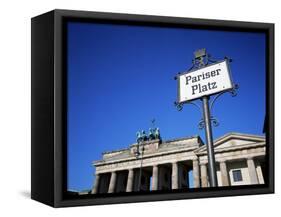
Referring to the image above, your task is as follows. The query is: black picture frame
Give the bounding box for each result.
[31,9,274,207]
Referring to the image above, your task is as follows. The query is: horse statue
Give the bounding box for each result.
[136,130,148,143]
[148,128,155,140]
[136,131,142,143]
[154,128,160,139]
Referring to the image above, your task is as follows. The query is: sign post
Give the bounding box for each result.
[175,49,238,187]
[202,96,217,187]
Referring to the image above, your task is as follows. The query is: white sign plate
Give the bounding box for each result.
[178,60,233,102]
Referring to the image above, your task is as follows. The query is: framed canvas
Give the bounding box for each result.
[31,9,274,207]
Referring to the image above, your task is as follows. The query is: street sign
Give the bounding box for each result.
[177,60,233,102]
[175,49,237,188]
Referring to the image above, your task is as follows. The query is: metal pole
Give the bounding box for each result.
[202,96,218,187]
[138,143,145,191]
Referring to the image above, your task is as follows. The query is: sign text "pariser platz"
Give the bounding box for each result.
[178,60,233,102]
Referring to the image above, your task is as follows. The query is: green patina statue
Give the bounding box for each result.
[136,130,148,143]
[154,128,160,139]
[136,120,161,143]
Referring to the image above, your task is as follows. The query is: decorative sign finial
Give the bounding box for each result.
[193,48,208,68]
[194,48,206,59]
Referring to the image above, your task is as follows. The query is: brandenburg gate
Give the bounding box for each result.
[91,132,266,194]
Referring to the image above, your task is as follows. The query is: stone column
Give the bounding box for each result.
[92,174,100,194]
[247,158,259,184]
[200,163,208,187]
[193,159,200,188]
[256,164,265,184]
[172,162,179,189]
[126,169,134,192]
[219,161,229,186]
[108,171,117,193]
[152,165,159,191]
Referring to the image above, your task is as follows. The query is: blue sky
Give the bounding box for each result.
[67,21,266,191]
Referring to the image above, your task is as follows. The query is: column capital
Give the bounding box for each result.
[218,159,227,163]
